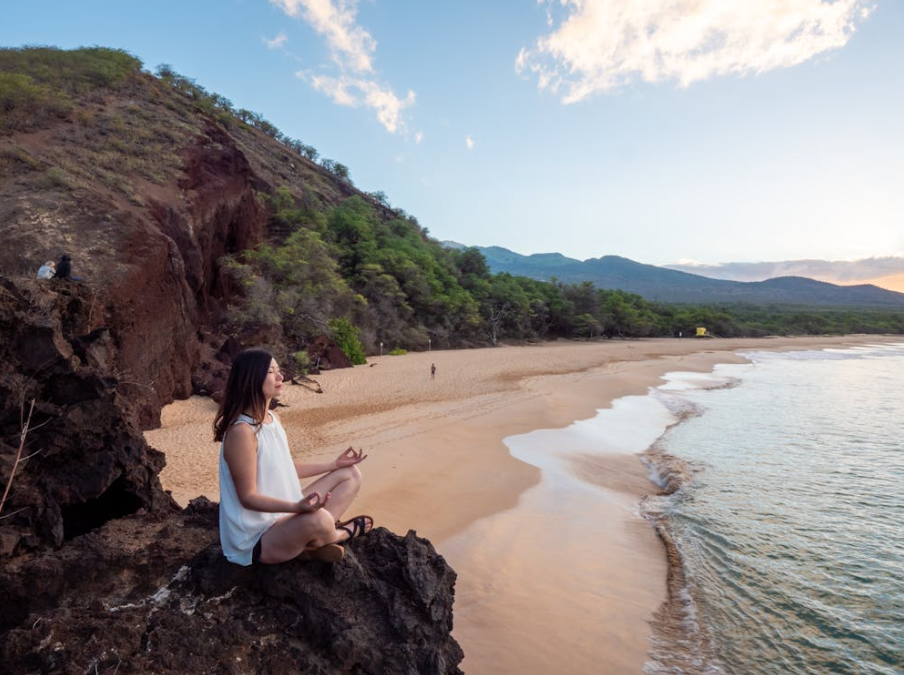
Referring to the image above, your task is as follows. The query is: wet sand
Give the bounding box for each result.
[145,335,898,673]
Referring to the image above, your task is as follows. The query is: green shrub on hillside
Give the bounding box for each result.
[329,317,367,365]
[243,228,357,343]
[0,46,141,94]
[220,257,282,329]
[294,350,311,375]
[0,47,141,132]
[0,72,72,131]
[320,159,351,184]
[267,186,327,234]
[323,197,482,349]
[0,144,42,176]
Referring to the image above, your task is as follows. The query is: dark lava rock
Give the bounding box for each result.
[1,499,463,674]
[0,277,177,557]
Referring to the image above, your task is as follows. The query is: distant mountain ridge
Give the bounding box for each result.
[665,257,904,294]
[442,243,904,307]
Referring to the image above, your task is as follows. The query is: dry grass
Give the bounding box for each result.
[0,399,35,520]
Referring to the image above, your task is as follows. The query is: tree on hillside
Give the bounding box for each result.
[321,159,351,183]
[155,63,176,82]
[327,197,379,278]
[452,247,491,279]
[367,191,389,206]
[222,227,358,348]
[329,318,367,365]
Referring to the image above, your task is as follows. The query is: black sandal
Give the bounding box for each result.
[337,514,373,541]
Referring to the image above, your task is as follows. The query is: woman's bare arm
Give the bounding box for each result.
[294,447,367,479]
[294,460,339,479]
[224,424,326,513]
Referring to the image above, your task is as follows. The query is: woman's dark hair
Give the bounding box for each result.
[213,348,274,442]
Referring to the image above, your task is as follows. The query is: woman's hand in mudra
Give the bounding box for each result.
[335,446,367,469]
[296,491,330,513]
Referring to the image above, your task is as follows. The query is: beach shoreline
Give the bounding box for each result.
[145,335,900,673]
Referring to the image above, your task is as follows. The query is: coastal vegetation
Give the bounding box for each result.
[2,46,902,362]
[224,192,904,351]
[220,177,904,349]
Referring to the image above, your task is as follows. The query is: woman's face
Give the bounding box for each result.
[261,358,284,399]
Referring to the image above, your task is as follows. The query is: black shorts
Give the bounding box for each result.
[252,538,263,565]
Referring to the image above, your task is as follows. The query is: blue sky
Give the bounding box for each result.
[4,0,903,267]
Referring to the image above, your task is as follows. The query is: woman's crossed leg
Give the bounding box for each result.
[259,465,367,564]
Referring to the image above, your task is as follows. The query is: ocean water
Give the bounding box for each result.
[643,343,904,675]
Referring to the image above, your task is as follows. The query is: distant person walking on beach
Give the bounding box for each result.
[214,348,373,566]
[431,363,436,379]
[36,260,55,279]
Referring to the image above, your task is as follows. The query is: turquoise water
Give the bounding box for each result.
[644,343,904,675]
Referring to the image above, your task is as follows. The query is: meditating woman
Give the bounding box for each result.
[214,348,373,565]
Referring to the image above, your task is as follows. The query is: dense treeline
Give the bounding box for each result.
[223,195,481,353]
[224,196,904,355]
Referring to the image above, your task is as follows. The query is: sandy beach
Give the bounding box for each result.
[145,335,898,673]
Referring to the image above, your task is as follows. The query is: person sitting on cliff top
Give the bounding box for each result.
[52,253,83,282]
[36,260,56,279]
[52,253,75,280]
[214,348,373,566]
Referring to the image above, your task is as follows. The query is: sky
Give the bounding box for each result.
[4,0,904,269]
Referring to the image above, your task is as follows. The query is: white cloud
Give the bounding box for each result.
[663,255,904,293]
[270,0,375,71]
[466,135,475,150]
[672,258,714,268]
[264,32,288,50]
[274,0,415,133]
[518,0,874,103]
[665,256,904,286]
[306,73,416,133]
[415,130,424,144]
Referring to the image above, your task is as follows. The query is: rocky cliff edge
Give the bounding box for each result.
[0,264,463,675]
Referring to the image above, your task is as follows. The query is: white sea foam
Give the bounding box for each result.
[504,394,677,486]
[741,341,904,364]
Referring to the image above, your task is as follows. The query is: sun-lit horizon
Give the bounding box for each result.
[840,275,904,293]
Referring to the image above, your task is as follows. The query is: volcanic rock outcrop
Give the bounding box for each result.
[1,499,463,675]
[0,278,176,556]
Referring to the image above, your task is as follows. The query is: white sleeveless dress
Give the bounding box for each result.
[218,411,303,565]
